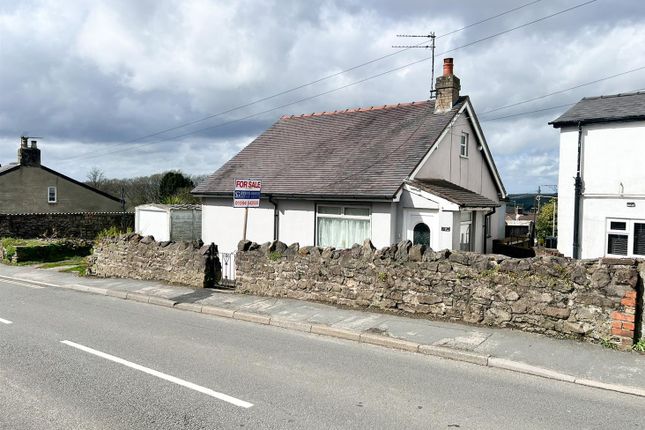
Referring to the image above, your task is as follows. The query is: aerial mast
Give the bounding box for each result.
[393,32,436,98]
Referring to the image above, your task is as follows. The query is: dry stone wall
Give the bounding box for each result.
[236,239,643,348]
[88,233,219,288]
[0,212,133,239]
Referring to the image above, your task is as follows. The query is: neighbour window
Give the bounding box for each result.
[460,132,469,157]
[47,186,57,203]
[606,219,645,257]
[634,223,645,256]
[413,223,430,247]
[316,205,370,249]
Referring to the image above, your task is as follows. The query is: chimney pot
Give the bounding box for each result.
[443,58,454,76]
[30,140,37,148]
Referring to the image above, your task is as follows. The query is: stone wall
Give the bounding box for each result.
[87,234,220,288]
[236,240,643,348]
[0,212,133,240]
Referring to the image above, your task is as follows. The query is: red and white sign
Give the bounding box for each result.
[234,179,262,208]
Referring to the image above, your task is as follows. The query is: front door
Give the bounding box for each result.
[406,211,436,249]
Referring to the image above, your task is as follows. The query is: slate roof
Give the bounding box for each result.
[550,91,645,127]
[0,163,19,176]
[193,98,467,199]
[407,179,499,208]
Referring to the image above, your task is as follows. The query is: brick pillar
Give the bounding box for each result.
[611,290,637,349]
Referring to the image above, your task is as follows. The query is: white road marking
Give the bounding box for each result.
[60,340,253,408]
[0,275,53,288]
[0,279,45,289]
[0,317,13,324]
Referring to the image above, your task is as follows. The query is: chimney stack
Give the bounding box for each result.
[434,58,461,113]
[18,136,41,166]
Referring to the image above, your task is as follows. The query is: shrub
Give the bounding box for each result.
[633,339,645,353]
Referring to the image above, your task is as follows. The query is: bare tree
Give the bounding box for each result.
[86,167,107,190]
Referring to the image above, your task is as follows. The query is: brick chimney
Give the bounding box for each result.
[434,58,461,113]
[18,136,41,166]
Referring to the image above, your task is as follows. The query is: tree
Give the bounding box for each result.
[86,167,107,190]
[536,199,556,244]
[159,171,194,202]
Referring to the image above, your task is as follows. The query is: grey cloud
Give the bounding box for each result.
[1,0,644,192]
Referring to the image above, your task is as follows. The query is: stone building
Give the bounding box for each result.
[0,137,123,214]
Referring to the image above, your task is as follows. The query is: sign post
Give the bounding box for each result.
[234,179,262,241]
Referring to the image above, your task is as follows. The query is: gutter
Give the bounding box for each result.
[483,207,496,254]
[268,195,279,241]
[573,122,584,259]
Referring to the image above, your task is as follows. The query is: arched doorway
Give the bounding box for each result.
[413,222,430,247]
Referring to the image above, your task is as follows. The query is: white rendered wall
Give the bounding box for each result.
[201,197,274,252]
[135,208,170,242]
[398,189,456,251]
[371,202,394,248]
[557,122,645,258]
[579,198,645,258]
[557,128,578,257]
[278,200,315,246]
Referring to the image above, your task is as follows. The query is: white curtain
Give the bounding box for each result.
[318,218,370,248]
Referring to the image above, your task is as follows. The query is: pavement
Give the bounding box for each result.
[1,263,644,399]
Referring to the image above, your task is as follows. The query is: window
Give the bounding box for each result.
[413,223,430,247]
[606,219,645,257]
[47,186,57,203]
[316,205,370,249]
[460,132,469,157]
[634,223,645,256]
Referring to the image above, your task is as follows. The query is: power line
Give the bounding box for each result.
[481,103,576,121]
[64,0,546,150]
[481,87,645,122]
[60,0,596,163]
[479,65,645,115]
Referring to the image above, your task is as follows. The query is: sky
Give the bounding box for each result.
[1,0,644,193]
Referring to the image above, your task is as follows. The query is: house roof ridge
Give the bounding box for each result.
[279,99,431,120]
[581,91,645,101]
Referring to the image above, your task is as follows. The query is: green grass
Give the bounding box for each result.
[95,226,132,241]
[37,256,88,276]
[268,251,282,261]
[37,256,86,269]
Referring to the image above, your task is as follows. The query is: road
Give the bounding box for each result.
[0,277,642,429]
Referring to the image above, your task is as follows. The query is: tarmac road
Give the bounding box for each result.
[0,278,642,430]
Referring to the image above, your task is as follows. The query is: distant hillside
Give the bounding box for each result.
[507,193,556,213]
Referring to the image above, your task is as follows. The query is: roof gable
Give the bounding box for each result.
[0,163,121,203]
[550,91,645,127]
[194,98,466,198]
[409,99,507,199]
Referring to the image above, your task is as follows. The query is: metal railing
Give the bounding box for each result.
[218,252,236,287]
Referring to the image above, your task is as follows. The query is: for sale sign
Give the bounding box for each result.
[234,179,262,208]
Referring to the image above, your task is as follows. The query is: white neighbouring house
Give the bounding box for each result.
[551,91,645,259]
[193,58,507,253]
